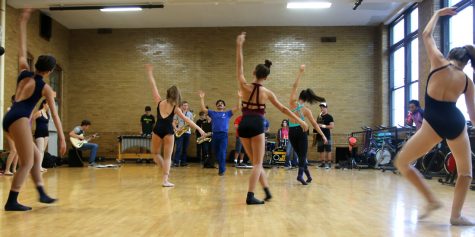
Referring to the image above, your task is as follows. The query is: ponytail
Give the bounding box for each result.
[299,88,325,105]
[464,45,475,68]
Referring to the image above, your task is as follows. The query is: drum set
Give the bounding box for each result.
[264,135,287,165]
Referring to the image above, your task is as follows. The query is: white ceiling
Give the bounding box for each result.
[7,0,421,29]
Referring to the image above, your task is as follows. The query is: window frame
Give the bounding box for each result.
[388,3,419,126]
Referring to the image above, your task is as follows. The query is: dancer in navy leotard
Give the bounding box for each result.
[33,99,50,172]
[288,65,327,185]
[3,9,66,211]
[395,7,475,225]
[236,32,309,205]
[145,64,206,187]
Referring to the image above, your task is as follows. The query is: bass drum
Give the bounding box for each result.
[375,148,392,168]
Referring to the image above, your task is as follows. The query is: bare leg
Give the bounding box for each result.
[4,119,35,211]
[162,134,175,187]
[4,136,17,175]
[241,134,268,204]
[151,133,164,169]
[445,129,474,226]
[35,137,47,172]
[394,121,443,219]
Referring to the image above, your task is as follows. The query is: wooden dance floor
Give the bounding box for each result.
[1,164,474,237]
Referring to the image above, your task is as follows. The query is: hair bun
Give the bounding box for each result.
[264,59,272,68]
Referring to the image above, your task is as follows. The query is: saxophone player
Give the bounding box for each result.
[173,101,193,167]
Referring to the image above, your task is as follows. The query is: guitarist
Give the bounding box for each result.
[69,120,98,166]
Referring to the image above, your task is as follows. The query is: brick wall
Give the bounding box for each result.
[2,6,70,149]
[66,26,381,160]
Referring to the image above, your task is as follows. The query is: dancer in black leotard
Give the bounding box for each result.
[145,64,206,187]
[33,99,50,172]
[3,9,66,211]
[288,65,327,185]
[236,32,309,205]
[395,7,475,226]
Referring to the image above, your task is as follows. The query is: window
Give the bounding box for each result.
[389,4,419,126]
[443,0,474,120]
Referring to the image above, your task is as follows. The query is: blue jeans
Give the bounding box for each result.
[80,143,99,163]
[285,140,298,166]
[212,132,228,174]
[174,133,190,164]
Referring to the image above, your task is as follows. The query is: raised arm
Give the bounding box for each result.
[145,64,162,104]
[236,32,247,91]
[18,9,33,72]
[175,107,206,136]
[290,65,305,106]
[43,85,66,155]
[422,7,457,68]
[304,108,327,144]
[198,90,209,113]
[267,90,308,132]
[231,90,243,114]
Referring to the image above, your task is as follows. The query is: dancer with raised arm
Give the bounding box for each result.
[236,32,308,204]
[395,7,475,225]
[145,64,206,187]
[288,65,327,185]
[3,8,66,211]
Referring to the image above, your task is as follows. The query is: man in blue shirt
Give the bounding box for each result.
[199,91,241,175]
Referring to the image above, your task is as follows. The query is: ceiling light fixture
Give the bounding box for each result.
[287,2,332,9]
[100,7,142,12]
[49,4,164,11]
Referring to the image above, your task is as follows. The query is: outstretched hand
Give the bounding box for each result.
[236,32,246,45]
[198,90,205,98]
[237,90,242,98]
[437,7,457,17]
[299,64,305,73]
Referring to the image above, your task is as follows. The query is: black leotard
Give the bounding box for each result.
[34,112,49,138]
[153,101,176,139]
[424,64,468,140]
[3,71,45,132]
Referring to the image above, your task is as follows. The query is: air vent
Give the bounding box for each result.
[321,37,336,43]
[97,28,112,34]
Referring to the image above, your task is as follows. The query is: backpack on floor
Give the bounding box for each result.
[42,152,57,168]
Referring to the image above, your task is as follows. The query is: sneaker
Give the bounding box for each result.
[325,163,330,169]
[318,163,325,168]
[218,172,225,176]
[180,163,188,167]
[172,163,179,167]
[89,162,97,167]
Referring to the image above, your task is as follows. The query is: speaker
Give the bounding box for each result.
[40,13,52,41]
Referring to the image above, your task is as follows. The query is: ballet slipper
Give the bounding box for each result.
[162,181,175,187]
[450,216,475,226]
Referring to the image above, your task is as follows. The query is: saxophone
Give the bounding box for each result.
[175,114,196,137]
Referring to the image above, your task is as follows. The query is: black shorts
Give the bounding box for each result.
[238,115,265,138]
[317,139,332,152]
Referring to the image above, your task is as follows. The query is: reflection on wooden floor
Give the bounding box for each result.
[1,164,474,237]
